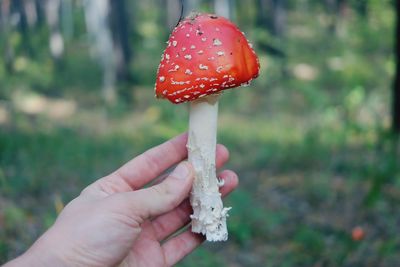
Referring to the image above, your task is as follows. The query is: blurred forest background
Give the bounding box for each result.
[1,0,400,266]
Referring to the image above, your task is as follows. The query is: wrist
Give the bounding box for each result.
[22,246,67,267]
[5,230,69,267]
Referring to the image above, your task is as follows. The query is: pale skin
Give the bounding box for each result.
[4,133,238,267]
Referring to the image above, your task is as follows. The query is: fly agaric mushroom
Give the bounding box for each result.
[155,13,259,241]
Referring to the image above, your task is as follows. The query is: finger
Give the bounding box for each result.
[115,133,189,190]
[86,142,229,196]
[82,133,189,196]
[151,170,238,241]
[122,162,194,219]
[149,144,230,187]
[163,229,205,266]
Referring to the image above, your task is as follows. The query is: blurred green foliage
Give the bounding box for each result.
[1,0,400,266]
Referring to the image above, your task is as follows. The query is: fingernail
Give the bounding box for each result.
[173,162,190,180]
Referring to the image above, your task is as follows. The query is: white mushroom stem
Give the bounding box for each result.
[187,95,231,241]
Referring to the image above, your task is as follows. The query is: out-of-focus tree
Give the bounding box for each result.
[255,0,286,62]
[214,0,230,18]
[393,0,400,134]
[83,0,117,104]
[34,0,45,27]
[61,0,74,41]
[110,0,131,82]
[325,0,351,34]
[45,0,64,60]
[24,0,38,28]
[163,0,181,30]
[183,0,198,15]
[256,0,286,37]
[14,0,32,55]
[1,0,14,73]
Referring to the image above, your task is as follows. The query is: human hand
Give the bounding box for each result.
[6,133,238,267]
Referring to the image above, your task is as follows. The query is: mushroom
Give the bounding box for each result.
[155,13,260,241]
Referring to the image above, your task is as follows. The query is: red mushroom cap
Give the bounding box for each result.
[155,13,260,104]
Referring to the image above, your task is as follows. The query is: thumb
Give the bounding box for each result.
[124,162,194,219]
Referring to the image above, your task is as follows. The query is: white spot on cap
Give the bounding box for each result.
[184,95,190,99]
[216,66,223,73]
[201,37,207,42]
[213,38,222,46]
[198,50,204,55]
[182,47,186,51]
[199,64,208,70]
[217,51,225,56]
[186,33,190,38]
[200,84,205,88]
[168,65,180,72]
[190,45,196,49]
[185,69,193,75]
[184,54,192,60]
[159,76,165,82]
[165,54,170,60]
[172,40,177,47]
[208,57,215,61]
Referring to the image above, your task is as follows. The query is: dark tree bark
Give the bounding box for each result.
[109,0,131,81]
[1,0,14,73]
[256,0,272,29]
[13,0,33,56]
[393,0,400,134]
[256,0,285,37]
[34,0,45,26]
[272,0,286,37]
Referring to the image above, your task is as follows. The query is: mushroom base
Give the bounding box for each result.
[187,96,231,242]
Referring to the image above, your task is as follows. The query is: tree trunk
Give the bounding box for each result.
[183,0,198,15]
[272,0,286,37]
[165,0,181,30]
[256,0,286,37]
[214,0,230,18]
[34,0,45,27]
[393,0,400,134]
[83,0,117,104]
[24,0,38,28]
[45,0,64,60]
[1,0,14,73]
[256,0,271,28]
[61,0,74,41]
[14,0,33,56]
[109,0,131,82]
